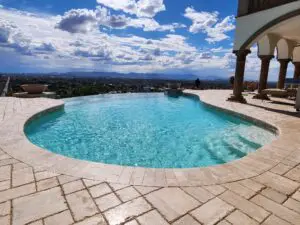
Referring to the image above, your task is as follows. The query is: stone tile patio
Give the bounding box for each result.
[0,90,299,224]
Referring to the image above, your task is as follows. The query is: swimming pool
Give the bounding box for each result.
[25,93,276,168]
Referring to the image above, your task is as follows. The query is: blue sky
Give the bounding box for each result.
[0,0,292,80]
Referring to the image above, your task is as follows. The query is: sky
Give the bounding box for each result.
[0,0,294,80]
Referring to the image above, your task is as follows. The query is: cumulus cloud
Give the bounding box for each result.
[34,43,56,52]
[1,7,273,80]
[56,8,104,33]
[205,16,235,43]
[184,7,235,43]
[56,6,183,34]
[0,19,17,43]
[74,47,112,61]
[129,17,185,32]
[96,0,165,18]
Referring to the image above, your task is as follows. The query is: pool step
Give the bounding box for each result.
[203,125,267,163]
[222,139,248,158]
[238,135,262,150]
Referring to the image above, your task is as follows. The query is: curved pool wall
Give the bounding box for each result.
[24,93,277,169]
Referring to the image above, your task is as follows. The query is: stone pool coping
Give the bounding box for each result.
[0,90,299,187]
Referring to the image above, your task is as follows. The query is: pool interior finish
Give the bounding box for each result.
[25,93,277,168]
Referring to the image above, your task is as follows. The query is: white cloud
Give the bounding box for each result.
[2,7,281,80]
[205,16,235,43]
[184,7,218,33]
[184,7,235,43]
[96,0,165,18]
[129,17,186,32]
[56,8,99,33]
[0,8,196,72]
[56,6,184,33]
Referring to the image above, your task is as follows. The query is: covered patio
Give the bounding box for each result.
[229,0,300,103]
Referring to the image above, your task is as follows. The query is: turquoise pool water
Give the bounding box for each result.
[25,93,276,168]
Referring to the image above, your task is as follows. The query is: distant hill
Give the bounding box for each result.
[2,71,226,81]
[64,72,200,80]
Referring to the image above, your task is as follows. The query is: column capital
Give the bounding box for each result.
[258,55,274,60]
[233,49,251,61]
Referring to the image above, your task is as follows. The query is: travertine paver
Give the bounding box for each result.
[253,172,300,195]
[0,92,300,224]
[116,186,140,202]
[83,179,102,187]
[13,187,67,225]
[89,183,112,198]
[34,171,58,181]
[270,163,293,175]
[12,167,34,187]
[251,194,300,224]
[0,183,36,202]
[58,175,79,185]
[95,193,121,211]
[62,180,85,194]
[222,182,256,199]
[219,191,270,223]
[172,215,200,225]
[191,197,234,224]
[73,214,106,225]
[0,215,10,225]
[134,186,160,195]
[0,180,10,191]
[109,183,130,191]
[0,201,10,216]
[261,188,287,204]
[202,185,226,195]
[137,210,169,225]
[216,220,231,225]
[285,167,300,182]
[182,187,215,203]
[261,214,292,225]
[44,210,74,225]
[0,165,10,181]
[146,188,200,221]
[66,190,99,221]
[124,220,139,225]
[284,198,300,214]
[237,179,265,192]
[104,197,152,225]
[226,210,259,225]
[28,220,43,225]
[36,177,59,191]
[292,191,300,201]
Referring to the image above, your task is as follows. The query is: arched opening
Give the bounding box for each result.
[240,10,300,50]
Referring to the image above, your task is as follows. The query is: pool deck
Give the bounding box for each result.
[0,90,299,225]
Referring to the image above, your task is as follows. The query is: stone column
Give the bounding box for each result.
[277,59,291,89]
[228,49,251,103]
[254,55,273,100]
[293,62,300,80]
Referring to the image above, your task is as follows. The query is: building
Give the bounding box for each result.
[230,0,300,102]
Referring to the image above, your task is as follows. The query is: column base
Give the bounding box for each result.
[253,93,270,100]
[227,95,247,104]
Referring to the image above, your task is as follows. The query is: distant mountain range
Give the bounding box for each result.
[61,71,224,81]
[3,71,226,81]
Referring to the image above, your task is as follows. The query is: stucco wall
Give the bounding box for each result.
[234,1,300,50]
